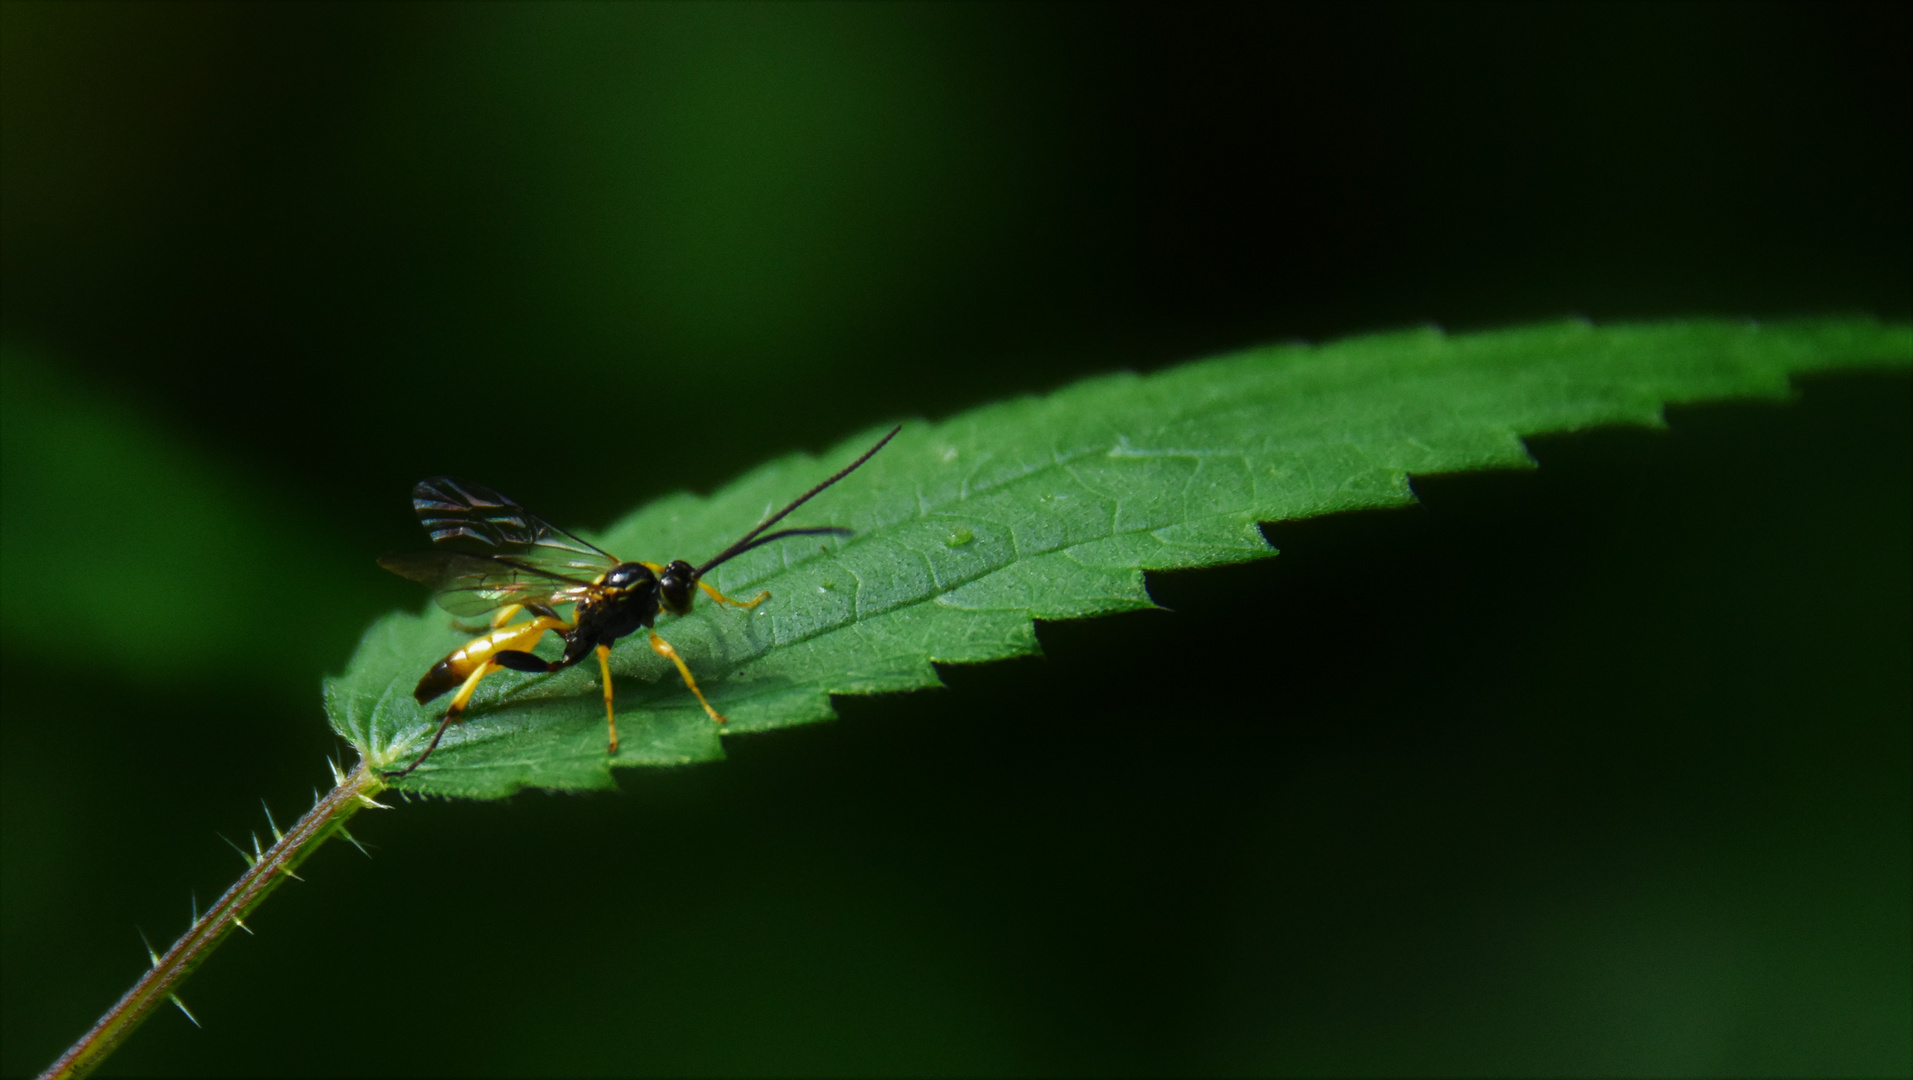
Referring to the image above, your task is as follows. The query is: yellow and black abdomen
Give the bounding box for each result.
[414,657,467,704]
[413,616,572,704]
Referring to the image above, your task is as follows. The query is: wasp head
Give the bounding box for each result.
[658,559,699,616]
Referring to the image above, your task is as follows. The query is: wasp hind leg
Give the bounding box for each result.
[649,633,726,724]
[390,614,572,780]
[452,603,561,635]
[387,659,503,779]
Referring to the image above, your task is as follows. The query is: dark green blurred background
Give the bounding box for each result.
[2,2,1907,1075]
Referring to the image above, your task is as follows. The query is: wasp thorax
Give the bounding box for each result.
[603,563,656,592]
[658,559,699,615]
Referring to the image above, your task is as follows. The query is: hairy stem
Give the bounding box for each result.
[38,759,386,1080]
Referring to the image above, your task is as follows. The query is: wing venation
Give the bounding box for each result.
[410,477,618,576]
[377,550,594,617]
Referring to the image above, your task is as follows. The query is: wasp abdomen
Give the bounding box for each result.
[414,658,465,704]
[414,617,570,705]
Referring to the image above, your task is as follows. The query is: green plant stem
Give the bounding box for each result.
[38,760,386,1080]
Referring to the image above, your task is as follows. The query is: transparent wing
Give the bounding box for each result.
[410,477,619,577]
[378,550,596,618]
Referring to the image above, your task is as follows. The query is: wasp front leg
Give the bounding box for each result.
[697,580,769,609]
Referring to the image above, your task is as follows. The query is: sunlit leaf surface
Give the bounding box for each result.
[326,318,1912,797]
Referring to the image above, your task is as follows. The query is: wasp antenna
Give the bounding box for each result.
[261,799,283,843]
[218,833,257,869]
[170,993,202,1028]
[697,425,901,576]
[702,527,853,572]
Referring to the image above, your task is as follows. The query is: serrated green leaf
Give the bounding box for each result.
[327,317,1912,797]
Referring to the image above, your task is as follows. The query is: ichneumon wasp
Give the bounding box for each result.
[378,426,900,778]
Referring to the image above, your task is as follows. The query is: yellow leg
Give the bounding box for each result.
[698,580,770,609]
[649,632,726,724]
[395,614,574,779]
[450,603,526,635]
[596,644,618,753]
[444,658,500,714]
[389,660,499,778]
[416,614,573,701]
[496,615,570,651]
